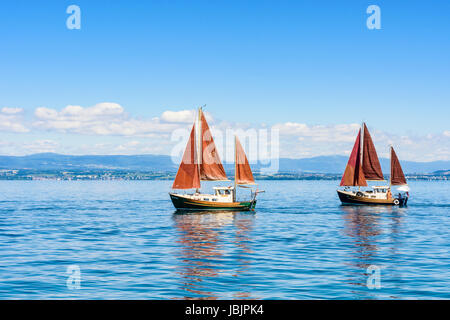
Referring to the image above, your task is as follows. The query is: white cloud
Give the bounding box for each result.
[0,116,29,133]
[161,110,196,123]
[1,107,23,115]
[23,140,59,154]
[272,121,450,161]
[161,109,214,123]
[0,139,59,155]
[1,102,449,161]
[116,140,141,151]
[273,122,360,143]
[33,103,183,136]
[0,107,29,133]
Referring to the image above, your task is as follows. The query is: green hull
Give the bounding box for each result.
[170,193,256,211]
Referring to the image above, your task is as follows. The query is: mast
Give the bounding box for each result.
[360,122,364,167]
[234,135,237,202]
[360,122,364,191]
[389,145,392,187]
[196,107,202,193]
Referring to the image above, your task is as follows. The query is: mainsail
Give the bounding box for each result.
[340,129,367,186]
[199,110,228,181]
[390,147,407,186]
[172,124,201,189]
[234,136,255,185]
[362,123,384,181]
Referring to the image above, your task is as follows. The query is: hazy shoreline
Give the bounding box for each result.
[0,170,448,181]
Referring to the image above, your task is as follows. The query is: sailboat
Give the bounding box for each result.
[337,123,409,206]
[169,107,261,211]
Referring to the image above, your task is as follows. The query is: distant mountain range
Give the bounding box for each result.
[0,153,449,174]
[275,156,450,175]
[0,153,177,172]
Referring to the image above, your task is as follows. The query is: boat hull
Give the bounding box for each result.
[337,190,408,206]
[169,193,256,211]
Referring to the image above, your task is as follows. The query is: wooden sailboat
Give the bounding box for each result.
[169,107,260,211]
[337,123,409,206]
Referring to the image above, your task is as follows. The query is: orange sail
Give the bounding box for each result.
[390,147,407,185]
[340,129,367,186]
[235,137,255,185]
[199,110,228,181]
[362,123,384,181]
[172,124,201,189]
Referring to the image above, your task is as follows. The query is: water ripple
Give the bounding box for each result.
[0,180,449,299]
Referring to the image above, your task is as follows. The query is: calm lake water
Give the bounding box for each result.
[0,180,449,299]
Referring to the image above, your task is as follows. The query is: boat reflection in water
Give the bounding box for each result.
[342,206,383,269]
[172,210,255,300]
[340,205,405,298]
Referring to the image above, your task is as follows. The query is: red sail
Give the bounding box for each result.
[340,129,367,186]
[362,123,384,181]
[199,111,228,181]
[390,147,407,185]
[235,137,255,185]
[172,124,201,189]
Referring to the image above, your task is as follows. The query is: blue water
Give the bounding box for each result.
[0,180,449,299]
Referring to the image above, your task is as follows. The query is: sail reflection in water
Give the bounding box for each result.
[172,211,256,300]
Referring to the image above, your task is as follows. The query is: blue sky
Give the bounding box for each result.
[0,1,449,160]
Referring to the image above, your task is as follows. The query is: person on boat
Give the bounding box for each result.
[387,189,392,200]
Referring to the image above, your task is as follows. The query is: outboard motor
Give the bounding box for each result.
[398,193,408,206]
[403,193,409,206]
